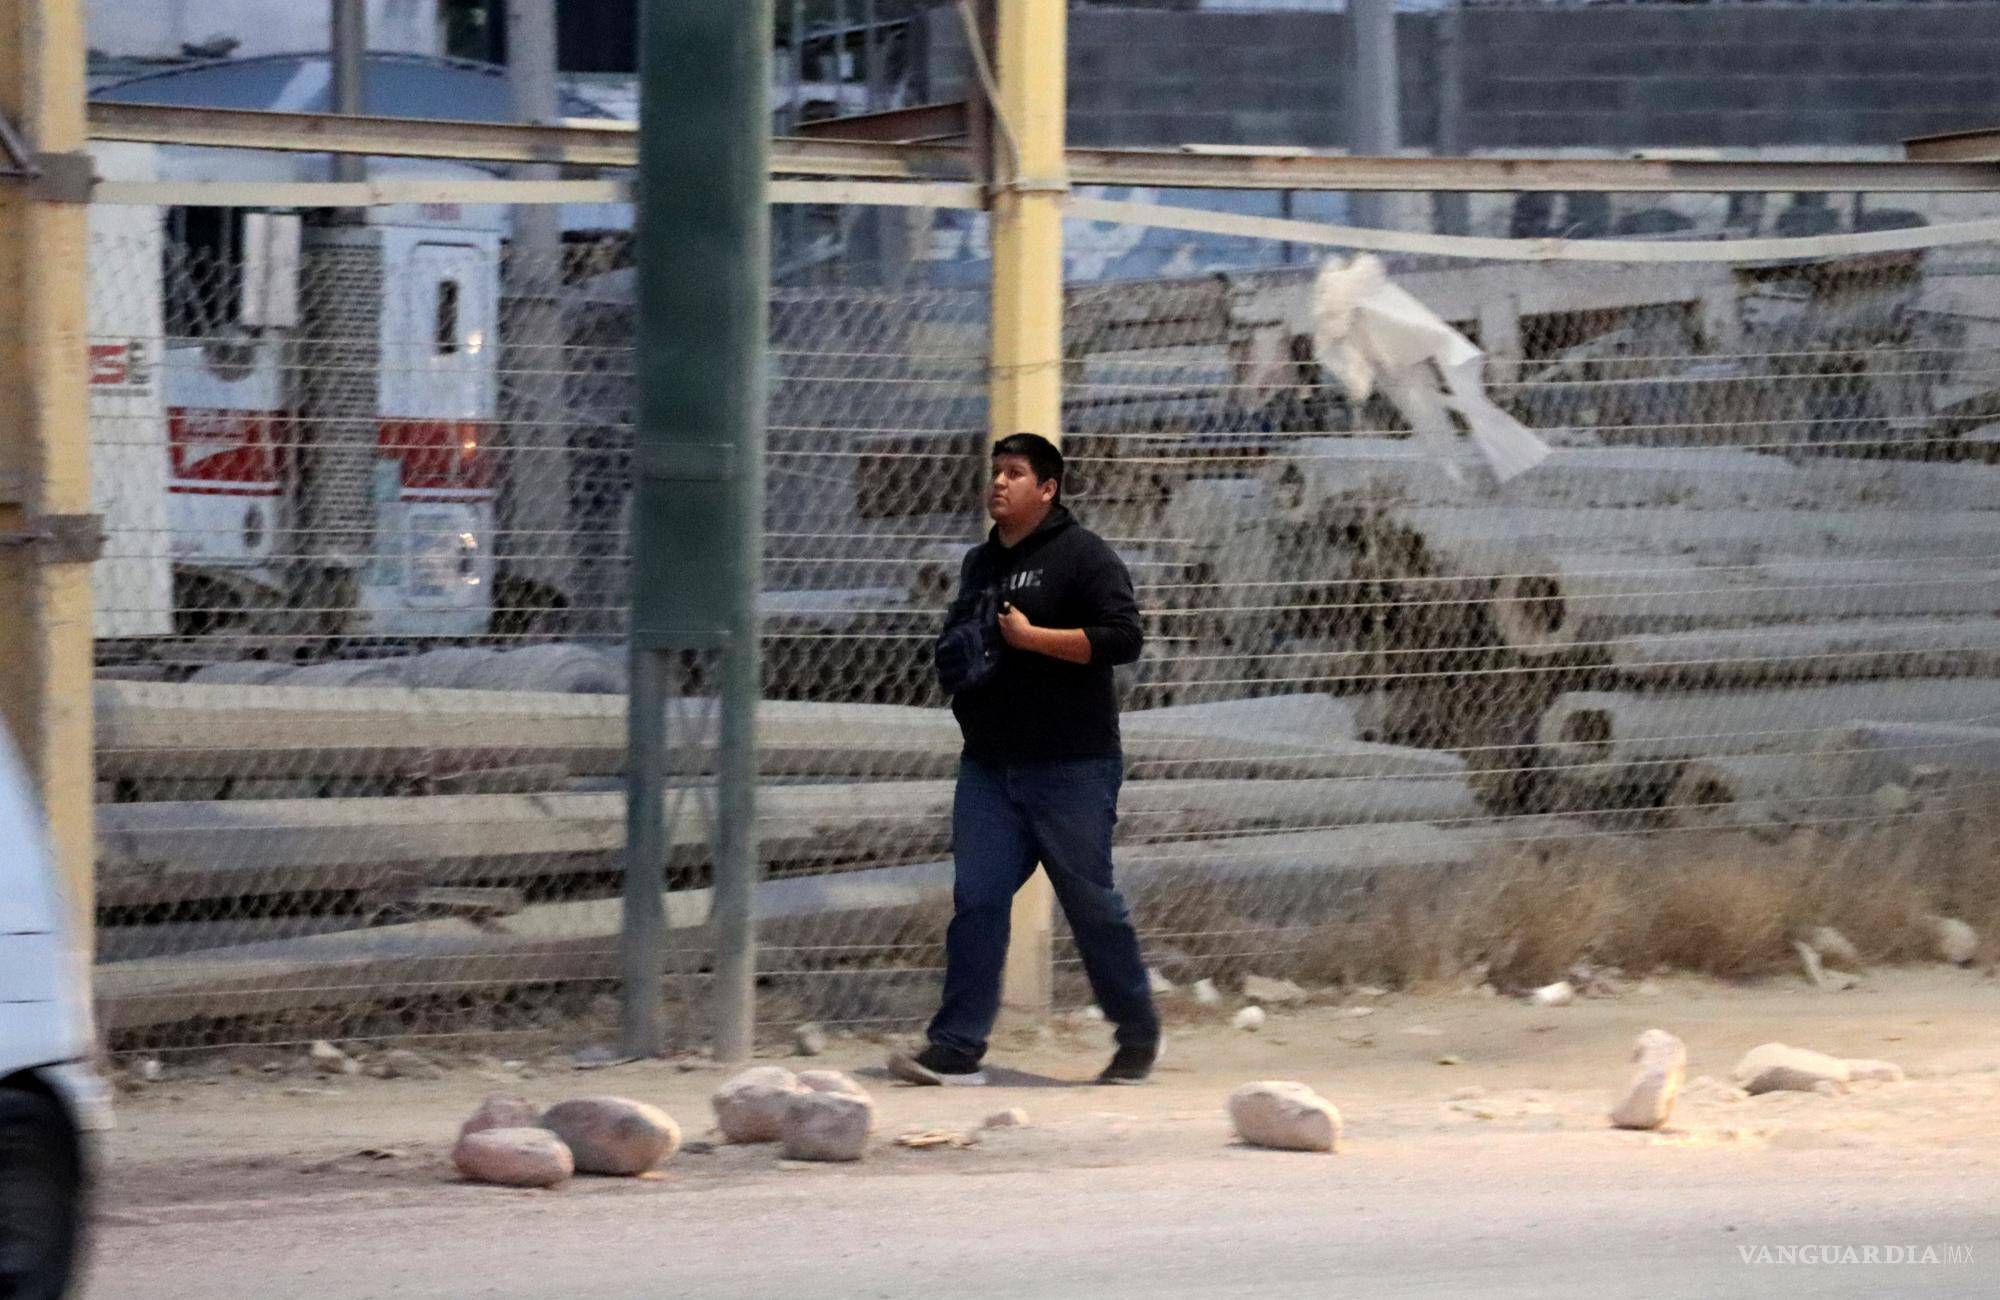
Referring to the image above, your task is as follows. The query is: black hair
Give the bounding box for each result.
[991,432,1064,500]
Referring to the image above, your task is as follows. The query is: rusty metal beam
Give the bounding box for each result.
[1905,126,2000,164]
[86,102,2000,193]
[794,99,968,143]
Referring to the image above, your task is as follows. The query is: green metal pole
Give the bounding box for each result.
[627,0,770,1060]
[620,648,668,1058]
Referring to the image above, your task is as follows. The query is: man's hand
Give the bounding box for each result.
[998,603,1093,664]
[997,601,1035,648]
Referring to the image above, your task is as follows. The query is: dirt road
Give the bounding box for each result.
[85,969,1999,1297]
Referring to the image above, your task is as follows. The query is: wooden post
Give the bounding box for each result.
[988,0,1066,1017]
[0,0,95,952]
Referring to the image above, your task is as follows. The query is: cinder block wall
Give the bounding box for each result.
[916,4,2000,150]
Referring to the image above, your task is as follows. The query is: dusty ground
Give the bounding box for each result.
[86,967,2000,1298]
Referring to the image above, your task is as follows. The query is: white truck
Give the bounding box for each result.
[0,725,108,1298]
[88,141,506,649]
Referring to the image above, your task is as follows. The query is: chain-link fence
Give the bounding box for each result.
[1049,224,2000,1000]
[83,183,2000,1055]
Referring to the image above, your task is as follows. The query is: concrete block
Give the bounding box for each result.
[1103,79,1222,115]
[1633,77,1774,115]
[1470,111,1624,151]
[1277,110,1346,150]
[1608,11,1713,45]
[1071,45,1116,84]
[1272,12,1347,50]
[1233,111,1308,146]
[1190,113,1248,146]
[1721,112,1822,149]
[1554,44,1677,79]
[1467,77,1627,116]
[1698,42,1827,78]
[1824,42,1951,76]
[1717,9,1853,45]
[1629,111,1731,148]
[1116,43,1202,82]
[1092,10,1198,47]
[1859,9,1973,43]
[1235,78,1326,116]
[1066,117,1120,149]
[1815,76,1933,116]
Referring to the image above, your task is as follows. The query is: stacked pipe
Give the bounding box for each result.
[1240,438,2000,819]
[90,680,1482,1036]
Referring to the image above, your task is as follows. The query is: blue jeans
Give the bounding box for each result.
[927,755,1160,1062]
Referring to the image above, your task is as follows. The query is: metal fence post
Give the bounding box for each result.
[1348,0,1400,231]
[988,0,1068,1018]
[500,0,574,613]
[0,0,95,956]
[628,0,770,1061]
[620,646,669,1059]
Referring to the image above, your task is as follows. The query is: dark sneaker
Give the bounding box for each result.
[1095,1038,1162,1085]
[887,1043,988,1087]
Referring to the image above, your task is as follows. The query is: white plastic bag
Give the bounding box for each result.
[1312,254,1552,484]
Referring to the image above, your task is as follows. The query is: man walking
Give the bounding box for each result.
[891,433,1162,1087]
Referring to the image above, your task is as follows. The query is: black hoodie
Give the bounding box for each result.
[941,505,1144,763]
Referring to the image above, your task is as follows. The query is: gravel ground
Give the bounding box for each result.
[85,966,2000,1298]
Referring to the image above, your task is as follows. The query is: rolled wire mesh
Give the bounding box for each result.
[81,189,2000,1055]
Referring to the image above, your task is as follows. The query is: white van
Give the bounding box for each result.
[0,724,108,1297]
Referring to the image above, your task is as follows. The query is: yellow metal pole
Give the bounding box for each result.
[0,0,96,952]
[988,0,1066,1016]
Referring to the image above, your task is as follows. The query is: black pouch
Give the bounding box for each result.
[934,586,1003,696]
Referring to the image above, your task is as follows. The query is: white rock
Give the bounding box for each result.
[781,1090,874,1162]
[1232,1006,1267,1032]
[1192,978,1223,1007]
[1609,1029,1686,1131]
[1928,916,1979,965]
[1356,985,1388,998]
[1228,1081,1342,1153]
[983,1108,1029,1129]
[1793,941,1858,992]
[452,1127,573,1188]
[309,1040,359,1076]
[712,1066,806,1143]
[1529,981,1575,1008]
[1843,1058,1905,1084]
[1806,926,1862,970]
[1337,1006,1376,1019]
[793,1023,828,1057]
[1871,783,1916,816]
[1147,968,1175,996]
[459,1093,538,1139]
[539,1096,681,1175]
[796,1070,869,1099]
[1081,1005,1106,1023]
[137,1058,164,1083]
[1241,975,1308,1006]
[1634,980,1663,997]
[1732,1043,1854,1095]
